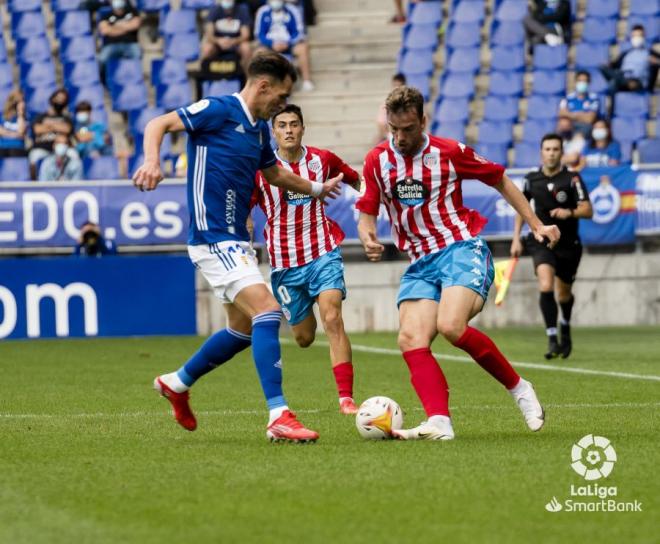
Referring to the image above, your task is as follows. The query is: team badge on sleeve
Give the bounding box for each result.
[187,99,210,114]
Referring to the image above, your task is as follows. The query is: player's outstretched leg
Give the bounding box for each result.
[155,326,252,431]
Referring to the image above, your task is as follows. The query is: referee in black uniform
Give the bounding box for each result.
[511,134,593,360]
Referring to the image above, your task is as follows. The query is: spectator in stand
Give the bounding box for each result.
[29,88,74,179]
[38,133,83,181]
[74,221,117,257]
[556,115,585,169]
[577,119,622,169]
[255,0,315,91]
[98,0,142,80]
[376,73,406,142]
[74,101,112,159]
[558,71,600,137]
[600,25,660,94]
[202,0,253,73]
[523,0,571,47]
[391,0,420,24]
[0,90,27,158]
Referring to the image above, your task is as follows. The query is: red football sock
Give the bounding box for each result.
[332,362,354,399]
[402,348,450,417]
[453,326,520,389]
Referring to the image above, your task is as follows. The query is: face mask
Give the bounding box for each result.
[592,127,608,141]
[575,81,589,94]
[54,143,68,157]
[269,0,284,10]
[51,100,66,113]
[220,0,235,8]
[630,35,645,48]
[112,0,127,10]
[76,112,90,124]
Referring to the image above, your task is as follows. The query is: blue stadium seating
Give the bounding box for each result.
[491,21,525,46]
[7,0,42,12]
[55,10,92,38]
[157,82,194,110]
[446,22,482,49]
[475,143,508,165]
[112,82,149,112]
[182,0,215,8]
[69,84,106,110]
[446,47,481,74]
[399,48,435,75]
[60,36,97,62]
[430,121,466,141]
[513,142,540,167]
[0,64,13,88]
[84,156,121,180]
[490,45,525,71]
[531,70,567,95]
[26,84,57,115]
[613,92,649,117]
[0,39,7,62]
[574,42,609,69]
[52,0,85,11]
[477,120,513,145]
[581,17,617,43]
[483,95,519,122]
[452,1,485,24]
[203,79,242,96]
[585,0,620,19]
[129,107,166,135]
[107,59,144,89]
[526,95,561,120]
[403,73,431,100]
[586,69,608,94]
[11,12,46,39]
[521,119,557,143]
[620,140,633,163]
[0,158,30,182]
[611,116,646,142]
[92,107,108,126]
[494,0,528,22]
[440,73,475,98]
[20,61,57,89]
[627,16,659,42]
[433,97,470,123]
[151,58,188,86]
[403,24,439,50]
[0,87,13,113]
[128,153,144,177]
[16,37,52,64]
[409,1,442,25]
[533,45,568,70]
[160,9,197,35]
[164,33,201,62]
[488,71,524,96]
[138,0,170,11]
[637,138,660,162]
[64,60,101,88]
[629,0,659,17]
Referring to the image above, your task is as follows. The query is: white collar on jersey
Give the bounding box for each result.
[233,93,257,127]
[275,145,307,165]
[388,132,430,159]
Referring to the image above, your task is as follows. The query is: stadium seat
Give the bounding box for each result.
[52,0,85,11]
[402,73,431,100]
[403,24,439,50]
[581,17,617,43]
[160,9,197,35]
[25,84,57,115]
[531,70,566,95]
[181,0,215,8]
[446,47,481,74]
[613,92,649,118]
[69,84,106,110]
[629,0,659,16]
[129,107,166,135]
[477,120,513,145]
[107,59,144,89]
[533,45,568,70]
[585,0,619,19]
[92,107,108,126]
[433,97,470,123]
[446,22,482,49]
[0,40,6,62]
[11,12,46,40]
[475,143,508,165]
[491,21,525,46]
[0,64,13,89]
[490,45,525,71]
[151,58,188,87]
[611,117,646,142]
[619,140,633,163]
[483,95,519,122]
[64,60,101,88]
[513,142,540,168]
[586,69,608,94]
[164,33,201,62]
[84,156,121,180]
[0,87,13,113]
[7,0,42,12]
[488,71,524,96]
[526,95,561,120]
[494,0,528,22]
[55,10,92,38]
[409,1,442,25]
[128,153,144,178]
[637,138,660,162]
[440,73,475,99]
[399,48,434,75]
[137,0,170,11]
[20,61,57,89]
[60,36,97,62]
[157,82,193,110]
[16,37,52,64]
[574,42,609,70]
[452,1,485,24]
[203,79,242,96]
[430,121,465,141]
[112,82,149,112]
[0,158,30,181]
[521,119,557,143]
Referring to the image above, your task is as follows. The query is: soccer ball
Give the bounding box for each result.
[355,396,403,439]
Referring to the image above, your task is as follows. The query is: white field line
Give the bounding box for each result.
[294,340,660,383]
[1,403,658,420]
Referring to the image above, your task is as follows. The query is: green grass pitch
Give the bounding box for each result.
[1,327,658,543]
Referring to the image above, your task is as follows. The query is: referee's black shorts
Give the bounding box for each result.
[525,236,583,284]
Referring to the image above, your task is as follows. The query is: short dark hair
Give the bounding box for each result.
[631,24,645,33]
[540,133,563,149]
[576,70,591,81]
[76,100,92,112]
[386,86,424,120]
[247,51,298,84]
[272,103,304,125]
[393,73,407,85]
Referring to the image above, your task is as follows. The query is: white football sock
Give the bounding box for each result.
[159,372,189,393]
[428,414,452,429]
[268,405,288,425]
[508,377,528,396]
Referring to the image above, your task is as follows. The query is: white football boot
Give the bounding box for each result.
[509,378,545,431]
[392,416,455,441]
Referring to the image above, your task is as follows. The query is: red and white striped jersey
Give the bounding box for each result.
[356,134,505,263]
[254,145,359,269]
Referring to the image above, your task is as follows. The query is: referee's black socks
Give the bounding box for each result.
[559,295,574,325]
[539,291,558,337]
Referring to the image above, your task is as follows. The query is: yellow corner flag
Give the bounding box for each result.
[494,257,519,306]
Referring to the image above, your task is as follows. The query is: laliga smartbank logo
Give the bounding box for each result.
[544,435,643,513]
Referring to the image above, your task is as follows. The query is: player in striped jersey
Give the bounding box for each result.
[132,52,344,443]
[356,86,561,440]
[253,104,361,414]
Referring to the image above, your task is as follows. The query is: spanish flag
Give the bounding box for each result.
[494,257,518,306]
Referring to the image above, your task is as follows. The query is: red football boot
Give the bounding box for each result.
[153,376,197,431]
[266,410,319,443]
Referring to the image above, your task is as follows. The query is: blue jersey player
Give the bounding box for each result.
[132,52,342,442]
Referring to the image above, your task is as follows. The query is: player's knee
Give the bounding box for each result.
[437,318,466,344]
[321,308,343,334]
[295,330,315,348]
[398,329,424,352]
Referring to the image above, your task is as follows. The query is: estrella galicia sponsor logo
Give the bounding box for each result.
[285,190,312,206]
[393,177,428,206]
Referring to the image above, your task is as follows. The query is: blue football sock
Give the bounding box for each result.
[177,328,252,387]
[251,311,287,410]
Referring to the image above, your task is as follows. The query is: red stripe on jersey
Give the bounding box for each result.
[403,154,431,255]
[436,155,464,243]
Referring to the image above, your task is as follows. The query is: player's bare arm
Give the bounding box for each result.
[495,174,560,248]
[549,200,593,220]
[358,212,385,262]
[261,164,343,201]
[132,111,184,192]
